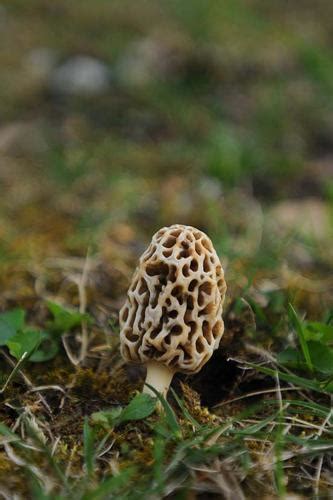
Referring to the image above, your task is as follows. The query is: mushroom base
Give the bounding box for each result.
[143,361,175,398]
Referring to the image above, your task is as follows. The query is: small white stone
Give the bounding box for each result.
[50,55,111,95]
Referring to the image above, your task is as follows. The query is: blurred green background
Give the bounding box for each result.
[0,4,333,496]
[0,0,332,314]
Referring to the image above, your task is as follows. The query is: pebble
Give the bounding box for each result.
[50,55,111,95]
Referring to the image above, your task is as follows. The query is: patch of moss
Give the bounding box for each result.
[70,366,138,404]
[180,382,218,426]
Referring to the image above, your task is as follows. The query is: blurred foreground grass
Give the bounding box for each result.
[0,1,332,498]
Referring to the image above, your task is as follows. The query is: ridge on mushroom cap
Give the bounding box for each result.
[119,224,227,374]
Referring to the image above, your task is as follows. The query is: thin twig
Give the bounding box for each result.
[77,248,90,363]
[213,386,301,408]
[0,349,52,416]
[0,351,28,393]
[28,385,66,394]
[62,248,91,365]
[313,454,324,498]
[312,403,333,496]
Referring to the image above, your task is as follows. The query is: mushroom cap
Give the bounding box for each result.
[119,224,227,374]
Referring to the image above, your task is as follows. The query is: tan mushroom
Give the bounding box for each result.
[119,224,227,398]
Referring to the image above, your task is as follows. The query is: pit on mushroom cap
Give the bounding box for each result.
[119,224,227,398]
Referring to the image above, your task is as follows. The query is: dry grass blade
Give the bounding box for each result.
[0,349,52,415]
[4,443,54,493]
[213,386,301,408]
[0,350,28,393]
[62,249,91,365]
[191,459,245,499]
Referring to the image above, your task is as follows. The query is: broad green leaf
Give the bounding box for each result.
[305,322,333,344]
[323,380,333,392]
[91,408,123,428]
[7,328,41,359]
[91,394,156,430]
[120,393,157,422]
[277,347,305,369]
[307,340,333,375]
[47,300,91,332]
[29,331,59,362]
[0,309,25,345]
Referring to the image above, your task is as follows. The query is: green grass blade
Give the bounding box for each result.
[84,467,136,500]
[0,351,28,393]
[289,303,313,372]
[145,383,181,438]
[83,417,95,479]
[246,362,325,393]
[170,388,200,428]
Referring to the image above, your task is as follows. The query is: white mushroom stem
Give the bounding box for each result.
[143,361,175,398]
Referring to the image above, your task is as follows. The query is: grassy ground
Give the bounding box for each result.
[0,1,333,498]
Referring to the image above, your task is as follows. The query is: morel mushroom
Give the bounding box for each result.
[119,224,227,398]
